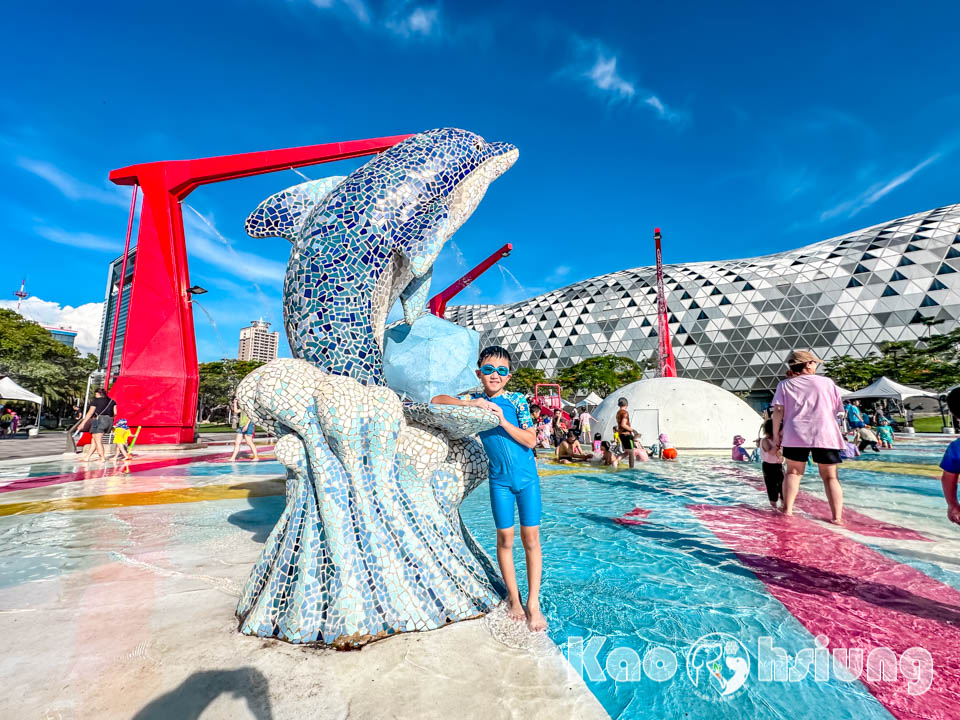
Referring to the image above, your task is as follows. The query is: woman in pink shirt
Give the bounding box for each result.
[770,350,846,524]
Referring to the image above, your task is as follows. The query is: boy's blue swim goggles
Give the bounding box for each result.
[479,364,510,376]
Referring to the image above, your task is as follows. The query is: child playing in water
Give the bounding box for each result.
[600,440,619,467]
[431,346,548,631]
[592,432,602,455]
[876,417,894,449]
[112,418,133,460]
[732,435,751,462]
[659,433,677,460]
[758,419,784,508]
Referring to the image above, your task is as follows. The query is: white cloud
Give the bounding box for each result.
[585,55,635,100]
[547,265,571,284]
[0,297,104,355]
[16,157,130,208]
[183,208,286,284]
[386,5,440,37]
[567,40,688,124]
[35,226,120,252]
[644,94,689,126]
[820,154,941,221]
[307,0,370,23]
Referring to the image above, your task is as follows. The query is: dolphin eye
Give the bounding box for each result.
[473,139,485,152]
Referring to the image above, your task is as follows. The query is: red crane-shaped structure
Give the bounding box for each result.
[655,228,678,378]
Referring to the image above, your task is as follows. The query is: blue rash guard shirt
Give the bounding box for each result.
[940,438,960,474]
[469,391,539,488]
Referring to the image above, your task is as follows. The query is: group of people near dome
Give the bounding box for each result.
[527,397,675,467]
[729,350,960,528]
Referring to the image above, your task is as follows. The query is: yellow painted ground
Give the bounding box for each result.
[0,478,285,517]
[846,460,941,478]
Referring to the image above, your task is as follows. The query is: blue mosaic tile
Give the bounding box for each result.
[235,129,517,648]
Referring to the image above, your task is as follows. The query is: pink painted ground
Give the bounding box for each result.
[0,447,275,495]
[613,507,651,526]
[711,465,932,542]
[690,504,960,720]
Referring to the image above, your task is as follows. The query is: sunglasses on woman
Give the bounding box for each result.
[479,364,510,376]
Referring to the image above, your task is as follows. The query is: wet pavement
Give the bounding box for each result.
[0,447,604,720]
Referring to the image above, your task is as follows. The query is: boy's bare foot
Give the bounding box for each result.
[830,516,844,525]
[505,599,526,621]
[526,605,548,632]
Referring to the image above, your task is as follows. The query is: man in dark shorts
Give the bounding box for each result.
[771,350,846,524]
[616,397,638,469]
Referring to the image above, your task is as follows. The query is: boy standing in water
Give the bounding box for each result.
[432,346,547,631]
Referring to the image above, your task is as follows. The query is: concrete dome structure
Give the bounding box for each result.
[592,377,763,450]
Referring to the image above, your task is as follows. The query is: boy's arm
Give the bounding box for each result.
[504,421,537,449]
[431,394,495,411]
[942,471,960,525]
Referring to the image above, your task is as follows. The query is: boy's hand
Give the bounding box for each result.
[949,504,960,526]
[487,403,506,424]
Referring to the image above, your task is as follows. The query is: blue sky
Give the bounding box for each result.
[3,0,959,359]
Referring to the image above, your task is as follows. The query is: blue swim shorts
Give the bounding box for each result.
[489,478,541,529]
[240,421,255,436]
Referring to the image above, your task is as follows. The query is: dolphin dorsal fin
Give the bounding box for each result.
[245,176,346,242]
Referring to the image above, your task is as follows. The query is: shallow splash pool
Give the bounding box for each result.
[460,449,960,719]
[1,442,957,719]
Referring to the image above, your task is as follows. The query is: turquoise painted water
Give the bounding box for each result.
[460,453,956,719]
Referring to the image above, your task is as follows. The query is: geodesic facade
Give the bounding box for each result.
[447,203,960,396]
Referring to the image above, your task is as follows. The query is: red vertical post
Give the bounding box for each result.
[107,135,413,444]
[655,228,678,378]
[428,243,513,318]
[105,184,138,391]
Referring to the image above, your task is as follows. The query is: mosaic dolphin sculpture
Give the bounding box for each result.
[234,360,505,647]
[245,128,518,385]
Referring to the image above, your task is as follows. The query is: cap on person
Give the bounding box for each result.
[785,350,822,366]
[733,435,745,446]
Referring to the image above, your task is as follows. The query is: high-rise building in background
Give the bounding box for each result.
[44,326,78,348]
[238,319,279,362]
[97,246,137,379]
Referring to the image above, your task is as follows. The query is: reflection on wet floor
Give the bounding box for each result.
[0,439,958,719]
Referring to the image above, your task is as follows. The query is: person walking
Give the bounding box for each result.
[578,407,596,444]
[78,388,116,463]
[771,350,846,524]
[230,397,260,462]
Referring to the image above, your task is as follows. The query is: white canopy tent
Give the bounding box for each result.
[841,376,938,402]
[576,392,604,407]
[0,376,43,430]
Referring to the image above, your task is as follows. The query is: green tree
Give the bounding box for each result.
[0,309,98,418]
[823,354,882,390]
[556,355,644,397]
[507,366,547,395]
[823,333,960,392]
[197,359,265,422]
